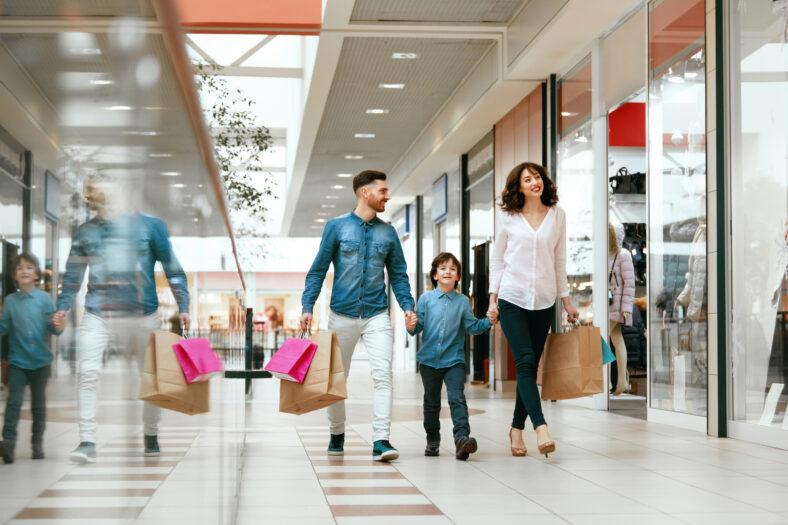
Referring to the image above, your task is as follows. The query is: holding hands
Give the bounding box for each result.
[486,302,499,326]
[52,311,66,331]
[404,310,418,331]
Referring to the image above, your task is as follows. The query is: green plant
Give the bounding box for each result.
[194,63,275,239]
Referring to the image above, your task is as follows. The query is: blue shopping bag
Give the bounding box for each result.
[601,336,616,365]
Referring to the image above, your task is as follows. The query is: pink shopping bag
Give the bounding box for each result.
[264,337,318,383]
[172,338,224,383]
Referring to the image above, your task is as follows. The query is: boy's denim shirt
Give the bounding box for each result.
[407,288,491,369]
[57,213,190,316]
[302,211,414,319]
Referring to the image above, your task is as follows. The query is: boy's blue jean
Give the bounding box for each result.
[419,363,469,442]
[3,365,50,443]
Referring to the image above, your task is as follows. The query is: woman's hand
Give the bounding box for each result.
[562,298,579,323]
[486,297,499,326]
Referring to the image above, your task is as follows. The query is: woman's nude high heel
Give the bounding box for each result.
[535,425,555,458]
[508,428,526,457]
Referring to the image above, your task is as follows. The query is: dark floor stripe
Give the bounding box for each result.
[311,460,394,467]
[103,442,193,448]
[308,451,371,457]
[331,504,443,517]
[323,487,421,495]
[76,461,177,468]
[318,472,405,480]
[98,451,183,458]
[61,473,167,481]
[15,507,143,519]
[41,488,156,497]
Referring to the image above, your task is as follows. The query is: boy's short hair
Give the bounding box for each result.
[352,170,386,194]
[13,252,42,279]
[429,252,461,289]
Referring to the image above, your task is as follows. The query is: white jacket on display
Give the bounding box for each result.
[676,223,707,322]
[609,223,635,326]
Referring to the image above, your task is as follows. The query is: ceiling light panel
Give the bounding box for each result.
[379,83,405,89]
[366,109,390,114]
[392,52,419,59]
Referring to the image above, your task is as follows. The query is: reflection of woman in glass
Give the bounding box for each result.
[608,223,635,395]
[487,162,579,458]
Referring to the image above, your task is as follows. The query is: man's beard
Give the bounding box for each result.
[371,199,386,213]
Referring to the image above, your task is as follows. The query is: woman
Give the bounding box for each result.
[487,162,579,458]
[608,222,635,395]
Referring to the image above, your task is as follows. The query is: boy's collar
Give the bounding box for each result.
[436,287,457,298]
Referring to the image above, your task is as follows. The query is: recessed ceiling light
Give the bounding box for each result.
[198,184,203,188]
[392,52,419,59]
[379,83,405,89]
[193,217,199,222]
[344,155,363,160]
[331,185,344,190]
[354,133,375,139]
[172,183,185,188]
[316,212,330,216]
[149,153,173,158]
[106,105,132,111]
[560,111,578,117]
[314,218,326,223]
[79,48,102,56]
[366,109,389,114]
[326,195,340,200]
[160,171,181,177]
[337,173,353,178]
[90,79,114,86]
[123,130,159,136]
[321,204,336,208]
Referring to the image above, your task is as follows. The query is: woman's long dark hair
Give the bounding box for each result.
[499,162,558,213]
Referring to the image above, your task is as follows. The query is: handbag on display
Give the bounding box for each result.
[609,167,647,194]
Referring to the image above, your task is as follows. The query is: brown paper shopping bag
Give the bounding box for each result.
[139,331,210,415]
[279,331,347,415]
[540,325,604,400]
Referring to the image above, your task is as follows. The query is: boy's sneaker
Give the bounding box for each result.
[327,433,344,456]
[455,436,478,461]
[32,441,44,460]
[424,440,440,457]
[144,435,160,457]
[70,442,96,463]
[372,440,399,462]
[0,441,15,464]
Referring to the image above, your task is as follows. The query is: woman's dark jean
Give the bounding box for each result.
[498,300,554,430]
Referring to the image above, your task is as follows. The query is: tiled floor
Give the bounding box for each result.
[1,359,788,524]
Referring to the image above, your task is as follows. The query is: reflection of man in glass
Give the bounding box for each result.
[55,177,190,463]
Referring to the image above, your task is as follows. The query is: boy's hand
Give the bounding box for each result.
[52,311,66,331]
[405,312,418,331]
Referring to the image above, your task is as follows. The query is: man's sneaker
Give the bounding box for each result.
[372,440,399,462]
[327,433,344,456]
[144,435,160,457]
[455,436,478,461]
[424,440,440,457]
[70,442,96,463]
[0,441,15,464]
[32,441,44,460]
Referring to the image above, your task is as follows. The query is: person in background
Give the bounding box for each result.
[0,253,65,463]
[55,177,190,463]
[487,162,579,459]
[406,252,494,460]
[300,170,416,462]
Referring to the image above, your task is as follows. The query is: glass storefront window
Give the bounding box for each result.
[558,57,593,326]
[729,0,788,434]
[647,0,707,416]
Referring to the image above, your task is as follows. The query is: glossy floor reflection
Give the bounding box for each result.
[2,359,788,524]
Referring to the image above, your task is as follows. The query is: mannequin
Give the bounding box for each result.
[609,222,635,395]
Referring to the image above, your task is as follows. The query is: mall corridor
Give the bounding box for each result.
[2,362,788,525]
[1,0,787,524]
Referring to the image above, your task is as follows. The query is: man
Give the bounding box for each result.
[301,170,416,461]
[56,177,190,463]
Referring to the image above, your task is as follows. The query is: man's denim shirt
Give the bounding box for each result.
[302,211,414,319]
[57,213,190,316]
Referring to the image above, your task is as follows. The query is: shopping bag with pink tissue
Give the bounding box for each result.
[172,338,225,383]
[264,336,318,383]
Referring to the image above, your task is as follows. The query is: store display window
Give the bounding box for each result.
[647,0,707,416]
[728,0,788,439]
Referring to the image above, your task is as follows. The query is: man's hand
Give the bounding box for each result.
[52,311,66,331]
[300,312,313,332]
[405,311,418,331]
[179,312,191,332]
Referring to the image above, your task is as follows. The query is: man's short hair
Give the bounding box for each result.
[352,170,387,194]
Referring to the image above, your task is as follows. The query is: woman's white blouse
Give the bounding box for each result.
[489,205,570,311]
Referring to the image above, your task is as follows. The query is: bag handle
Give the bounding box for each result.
[297,329,311,339]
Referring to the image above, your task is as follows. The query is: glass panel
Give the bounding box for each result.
[558,57,594,327]
[647,0,707,415]
[729,0,788,430]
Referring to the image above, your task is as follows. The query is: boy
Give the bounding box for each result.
[0,253,65,463]
[406,252,494,460]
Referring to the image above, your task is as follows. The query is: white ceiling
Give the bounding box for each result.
[350,0,527,24]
